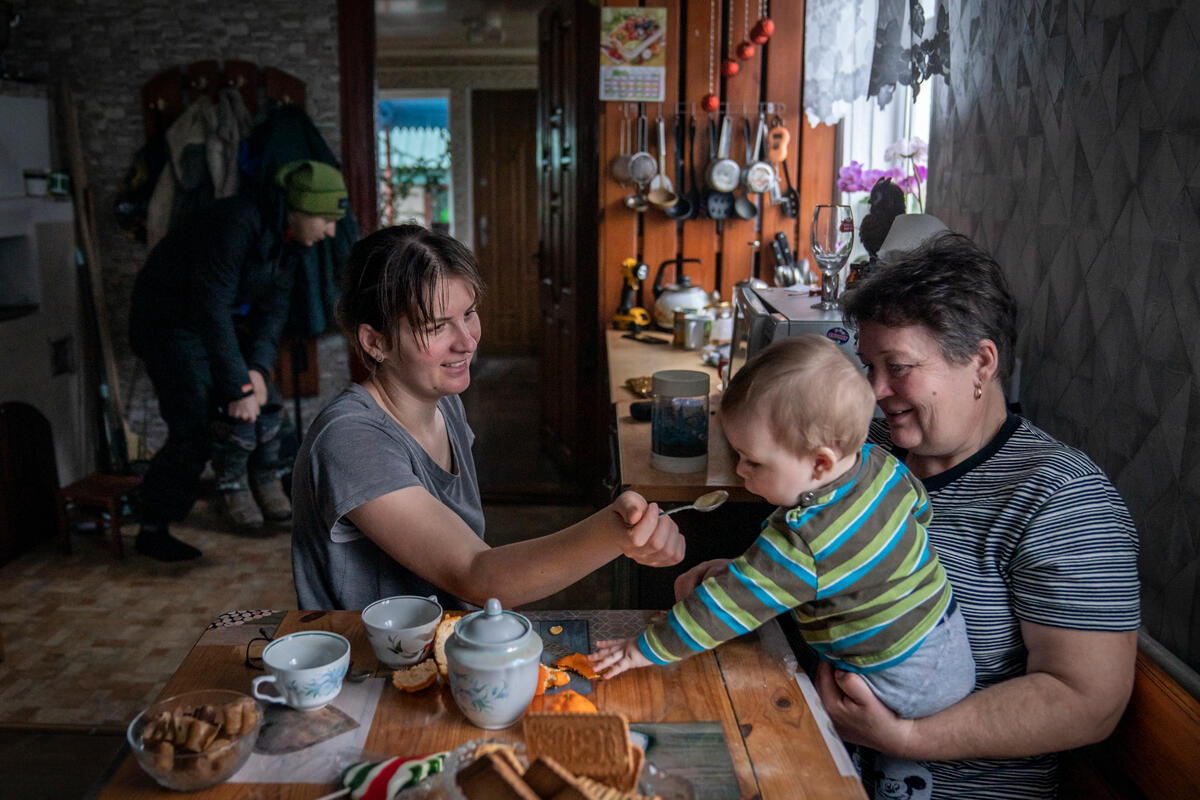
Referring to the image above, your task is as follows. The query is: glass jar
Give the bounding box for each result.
[651,370,710,473]
[710,302,734,344]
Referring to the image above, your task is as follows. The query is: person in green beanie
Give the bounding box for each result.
[129,159,348,561]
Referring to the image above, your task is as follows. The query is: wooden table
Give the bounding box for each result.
[99,610,865,800]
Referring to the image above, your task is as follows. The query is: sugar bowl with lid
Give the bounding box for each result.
[444,598,543,729]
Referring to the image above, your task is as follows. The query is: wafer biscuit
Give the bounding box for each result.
[522,756,577,797]
[456,751,539,800]
[522,712,631,781]
[575,775,660,800]
[473,742,526,778]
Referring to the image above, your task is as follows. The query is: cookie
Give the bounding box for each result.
[522,712,631,782]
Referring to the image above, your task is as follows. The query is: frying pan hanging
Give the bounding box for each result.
[704,117,734,220]
[742,115,776,195]
[732,118,759,220]
[705,115,740,193]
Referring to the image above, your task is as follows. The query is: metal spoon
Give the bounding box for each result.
[346,666,373,682]
[660,489,729,516]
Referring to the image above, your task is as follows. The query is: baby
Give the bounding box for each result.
[590,335,975,722]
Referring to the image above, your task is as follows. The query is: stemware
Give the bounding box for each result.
[809,204,854,310]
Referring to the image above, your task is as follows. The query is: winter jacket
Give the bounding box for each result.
[130,194,296,406]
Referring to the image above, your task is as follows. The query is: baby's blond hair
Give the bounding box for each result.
[721,334,875,458]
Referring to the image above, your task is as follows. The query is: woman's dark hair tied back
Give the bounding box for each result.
[842,232,1017,385]
[337,224,484,364]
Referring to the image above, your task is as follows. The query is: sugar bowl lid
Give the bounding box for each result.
[456,598,532,647]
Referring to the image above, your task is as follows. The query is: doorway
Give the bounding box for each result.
[464,88,579,502]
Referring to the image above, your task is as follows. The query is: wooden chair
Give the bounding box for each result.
[1059,648,1200,798]
[0,402,63,566]
[58,472,144,558]
[0,400,142,559]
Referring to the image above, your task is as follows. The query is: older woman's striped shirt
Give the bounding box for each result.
[637,444,954,672]
[860,415,1141,800]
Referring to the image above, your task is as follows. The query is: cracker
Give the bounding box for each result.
[391,659,438,692]
[433,611,467,678]
[522,712,631,781]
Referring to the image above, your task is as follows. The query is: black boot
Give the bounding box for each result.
[135,523,201,561]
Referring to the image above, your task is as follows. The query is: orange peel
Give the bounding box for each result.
[553,652,601,681]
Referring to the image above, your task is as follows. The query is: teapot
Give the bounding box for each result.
[652,257,711,330]
[444,598,543,729]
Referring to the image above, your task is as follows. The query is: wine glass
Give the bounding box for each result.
[810,204,854,310]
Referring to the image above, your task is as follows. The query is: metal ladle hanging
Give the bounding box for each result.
[647,117,679,210]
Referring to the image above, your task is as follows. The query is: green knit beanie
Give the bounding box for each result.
[275,160,348,219]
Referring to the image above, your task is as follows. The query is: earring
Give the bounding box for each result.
[974,383,983,400]
[375,354,385,364]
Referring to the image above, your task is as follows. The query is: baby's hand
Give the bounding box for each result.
[588,637,653,680]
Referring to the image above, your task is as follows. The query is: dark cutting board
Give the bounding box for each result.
[533,618,592,694]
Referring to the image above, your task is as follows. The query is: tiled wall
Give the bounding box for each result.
[928,0,1199,670]
[5,0,341,389]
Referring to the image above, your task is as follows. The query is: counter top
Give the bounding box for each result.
[605,328,722,403]
[605,329,755,503]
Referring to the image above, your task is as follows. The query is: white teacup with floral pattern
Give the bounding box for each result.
[251,631,350,711]
[362,595,444,668]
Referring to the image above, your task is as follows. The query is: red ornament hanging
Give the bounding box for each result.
[751,2,773,45]
[721,58,740,77]
[700,0,720,111]
[734,0,755,61]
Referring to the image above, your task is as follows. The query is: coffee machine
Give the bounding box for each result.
[725,284,858,384]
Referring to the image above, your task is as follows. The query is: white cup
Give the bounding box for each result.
[362,595,444,668]
[251,631,350,712]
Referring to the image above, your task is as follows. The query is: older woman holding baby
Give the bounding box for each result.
[808,232,1140,798]
[665,231,1138,798]
[289,225,684,612]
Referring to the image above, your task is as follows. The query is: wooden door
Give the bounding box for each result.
[472,89,540,357]
[537,0,600,478]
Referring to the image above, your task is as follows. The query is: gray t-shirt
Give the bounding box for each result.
[291,383,484,610]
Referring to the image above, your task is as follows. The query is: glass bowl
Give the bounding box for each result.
[126,689,263,791]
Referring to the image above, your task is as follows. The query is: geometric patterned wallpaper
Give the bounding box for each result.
[928,0,1200,672]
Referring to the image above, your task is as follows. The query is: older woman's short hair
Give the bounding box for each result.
[337,224,485,363]
[721,335,876,458]
[843,232,1017,386]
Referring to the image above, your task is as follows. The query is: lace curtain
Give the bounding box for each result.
[804,0,950,126]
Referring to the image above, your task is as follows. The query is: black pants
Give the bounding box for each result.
[132,325,283,525]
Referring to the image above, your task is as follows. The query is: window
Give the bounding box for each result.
[377,93,452,231]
